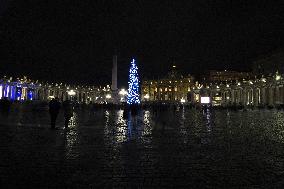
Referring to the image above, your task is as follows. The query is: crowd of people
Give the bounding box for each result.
[48,98,74,129]
[0,97,183,129]
[2,96,283,129]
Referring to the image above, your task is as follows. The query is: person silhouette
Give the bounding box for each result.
[49,98,61,129]
[62,99,73,128]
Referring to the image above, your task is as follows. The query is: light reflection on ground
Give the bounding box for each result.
[1,106,284,187]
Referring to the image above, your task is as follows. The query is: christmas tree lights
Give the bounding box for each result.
[127,58,140,104]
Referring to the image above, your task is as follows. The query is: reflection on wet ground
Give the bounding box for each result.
[1,106,284,188]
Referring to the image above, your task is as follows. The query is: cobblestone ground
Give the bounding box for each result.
[1,105,284,188]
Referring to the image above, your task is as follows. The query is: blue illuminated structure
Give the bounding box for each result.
[28,90,33,100]
[4,85,10,98]
[10,86,16,100]
[127,58,140,105]
[16,87,22,100]
[0,85,2,99]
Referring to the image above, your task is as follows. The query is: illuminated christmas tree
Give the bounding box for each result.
[127,58,141,105]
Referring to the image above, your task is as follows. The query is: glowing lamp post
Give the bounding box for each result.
[106,94,111,99]
[67,89,76,100]
[180,97,186,104]
[144,94,150,101]
[119,89,128,102]
[105,94,112,102]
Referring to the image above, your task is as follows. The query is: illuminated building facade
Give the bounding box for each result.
[0,76,39,101]
[201,70,253,82]
[0,76,111,104]
[36,84,111,104]
[189,72,284,107]
[141,66,195,102]
[142,66,284,107]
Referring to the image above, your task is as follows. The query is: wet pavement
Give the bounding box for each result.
[1,105,284,188]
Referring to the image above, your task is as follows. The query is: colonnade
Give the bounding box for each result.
[0,78,108,104]
[190,74,284,107]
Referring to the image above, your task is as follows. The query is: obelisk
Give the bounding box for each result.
[111,55,118,103]
[111,55,118,91]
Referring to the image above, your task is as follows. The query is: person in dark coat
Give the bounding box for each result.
[49,98,61,129]
[62,99,73,128]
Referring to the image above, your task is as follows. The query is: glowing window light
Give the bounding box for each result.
[214,97,222,101]
[127,58,140,104]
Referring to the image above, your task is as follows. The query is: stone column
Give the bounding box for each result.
[268,87,274,106]
[262,87,267,105]
[281,86,284,104]
[275,87,280,105]
[111,55,118,91]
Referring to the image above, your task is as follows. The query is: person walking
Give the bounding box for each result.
[62,99,73,129]
[49,98,61,129]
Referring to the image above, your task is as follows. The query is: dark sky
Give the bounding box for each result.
[0,1,283,87]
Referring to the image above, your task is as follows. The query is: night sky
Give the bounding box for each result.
[0,1,283,87]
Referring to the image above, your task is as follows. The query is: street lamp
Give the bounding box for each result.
[119,88,128,96]
[144,94,150,100]
[106,94,111,99]
[67,89,76,100]
[119,89,128,102]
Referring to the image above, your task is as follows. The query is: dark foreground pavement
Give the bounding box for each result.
[1,107,284,188]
